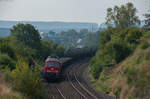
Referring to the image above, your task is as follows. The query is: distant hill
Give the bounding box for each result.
[0,20,99,33]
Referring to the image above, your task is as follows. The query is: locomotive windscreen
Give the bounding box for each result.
[47,62,59,67]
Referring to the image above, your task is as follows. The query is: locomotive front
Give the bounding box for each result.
[42,56,62,78]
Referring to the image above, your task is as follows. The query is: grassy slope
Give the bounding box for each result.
[0,73,23,99]
[92,39,150,99]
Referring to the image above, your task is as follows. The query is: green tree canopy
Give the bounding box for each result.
[106,2,140,28]
[144,9,150,30]
[11,24,41,48]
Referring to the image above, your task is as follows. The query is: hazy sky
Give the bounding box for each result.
[0,0,149,24]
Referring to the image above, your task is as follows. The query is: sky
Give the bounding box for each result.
[0,0,150,24]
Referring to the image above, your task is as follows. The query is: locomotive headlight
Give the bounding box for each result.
[51,68,54,71]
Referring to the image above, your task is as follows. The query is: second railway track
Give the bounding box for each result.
[67,61,99,99]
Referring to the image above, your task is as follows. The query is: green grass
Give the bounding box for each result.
[140,42,150,49]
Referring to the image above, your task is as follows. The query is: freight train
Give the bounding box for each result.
[41,46,98,79]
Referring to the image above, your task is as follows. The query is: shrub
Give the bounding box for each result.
[105,40,132,63]
[11,59,48,99]
[124,66,137,85]
[97,82,111,94]
[0,54,15,70]
[140,42,150,49]
[125,28,143,44]
[0,43,15,58]
[90,64,102,79]
[89,27,143,79]
[144,51,150,60]
[114,86,122,98]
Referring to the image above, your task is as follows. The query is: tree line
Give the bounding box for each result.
[42,28,101,48]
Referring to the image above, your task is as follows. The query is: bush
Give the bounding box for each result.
[0,54,15,70]
[90,64,102,79]
[11,59,48,99]
[140,42,150,49]
[89,27,144,79]
[97,82,111,94]
[0,43,15,58]
[125,28,143,44]
[105,40,132,63]
[145,51,150,60]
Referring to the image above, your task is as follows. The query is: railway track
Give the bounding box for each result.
[56,87,66,99]
[67,61,99,99]
[47,83,66,99]
[74,73,98,99]
[67,72,88,99]
[47,58,114,99]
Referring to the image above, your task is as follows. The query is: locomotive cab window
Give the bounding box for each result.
[47,62,59,67]
[47,62,52,67]
[54,63,59,67]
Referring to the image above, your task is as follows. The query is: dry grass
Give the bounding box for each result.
[110,63,132,99]
[0,73,22,99]
[93,41,150,99]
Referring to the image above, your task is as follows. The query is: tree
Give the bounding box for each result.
[11,24,41,48]
[144,9,150,30]
[79,29,88,38]
[49,30,55,35]
[125,28,143,44]
[84,31,100,47]
[60,29,79,48]
[106,2,140,28]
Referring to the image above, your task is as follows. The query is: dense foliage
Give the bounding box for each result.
[144,10,150,31]
[90,3,143,79]
[0,24,65,99]
[11,59,47,99]
[90,27,143,79]
[11,24,41,48]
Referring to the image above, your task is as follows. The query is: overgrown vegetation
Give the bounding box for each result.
[140,41,150,49]
[90,2,143,79]
[90,27,143,79]
[0,23,65,99]
[0,72,24,99]
[11,59,48,99]
[90,2,150,99]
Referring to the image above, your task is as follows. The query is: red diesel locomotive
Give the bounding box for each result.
[42,56,71,79]
[42,56,62,78]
